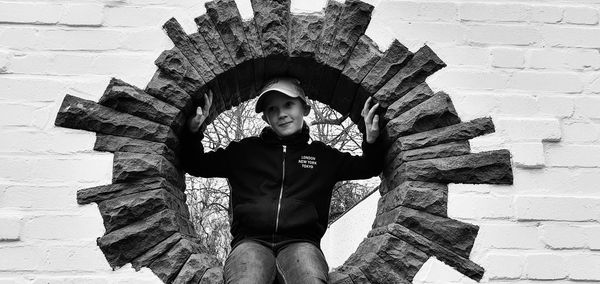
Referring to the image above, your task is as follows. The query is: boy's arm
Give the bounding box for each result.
[335,97,385,180]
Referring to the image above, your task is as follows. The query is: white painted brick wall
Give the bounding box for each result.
[1,0,599,283]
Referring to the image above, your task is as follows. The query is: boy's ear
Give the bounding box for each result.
[303,104,311,116]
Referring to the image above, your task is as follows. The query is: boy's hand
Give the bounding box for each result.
[361,97,380,144]
[187,90,213,133]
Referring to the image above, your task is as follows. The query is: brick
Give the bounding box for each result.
[509,142,545,169]
[574,96,600,119]
[477,223,544,249]
[528,49,600,71]
[540,224,586,249]
[103,6,175,27]
[121,28,172,51]
[374,1,419,22]
[450,93,498,119]
[567,254,600,280]
[562,120,600,142]
[545,144,600,167]
[564,7,598,25]
[542,25,600,48]
[524,254,567,280]
[21,215,103,240]
[0,155,112,183]
[538,96,574,117]
[482,253,524,279]
[448,192,513,219]
[491,48,525,68]
[531,5,563,23]
[513,168,600,195]
[418,2,457,21]
[0,217,22,241]
[515,195,600,221]
[30,276,109,284]
[0,184,79,210]
[0,28,38,50]
[459,3,530,22]
[435,46,490,67]
[43,244,112,271]
[497,94,538,116]
[495,117,561,142]
[466,25,540,46]
[429,69,508,91]
[0,2,61,24]
[37,29,124,51]
[60,3,103,26]
[585,226,600,249]
[387,22,464,44]
[0,246,46,270]
[507,71,584,93]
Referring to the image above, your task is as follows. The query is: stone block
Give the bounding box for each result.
[372,206,478,259]
[199,266,224,284]
[331,35,382,115]
[243,19,265,91]
[328,271,354,284]
[162,18,227,113]
[385,91,461,143]
[145,70,195,112]
[326,0,374,70]
[155,48,206,100]
[396,117,495,151]
[383,82,433,121]
[98,78,185,131]
[369,223,485,281]
[173,253,221,284]
[334,265,370,284]
[250,0,291,78]
[377,181,447,217]
[348,233,429,283]
[112,152,185,189]
[288,13,323,100]
[77,177,186,206]
[131,232,182,271]
[55,95,178,149]
[360,39,411,95]
[97,188,190,233]
[206,0,256,101]
[94,134,178,166]
[96,209,188,269]
[399,141,471,164]
[149,238,205,283]
[373,45,446,108]
[388,149,513,187]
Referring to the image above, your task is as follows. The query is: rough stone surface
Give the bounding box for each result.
[199,266,224,284]
[326,0,374,70]
[98,78,185,131]
[372,205,479,259]
[384,82,433,122]
[206,0,256,101]
[334,265,370,284]
[243,19,265,91]
[385,140,471,171]
[155,48,207,99]
[250,0,290,77]
[360,39,411,95]
[288,13,323,100]
[55,95,178,148]
[369,224,485,281]
[173,253,221,284]
[77,177,185,205]
[377,181,448,217]
[97,188,190,233]
[348,233,429,283]
[385,91,461,143]
[94,134,178,166]
[96,209,189,269]
[328,271,354,284]
[194,14,235,71]
[113,152,185,189]
[149,238,205,283]
[397,117,496,151]
[331,35,382,115]
[388,149,514,187]
[145,70,195,112]
[131,233,183,271]
[373,45,446,108]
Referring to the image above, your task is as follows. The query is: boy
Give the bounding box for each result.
[181,77,384,284]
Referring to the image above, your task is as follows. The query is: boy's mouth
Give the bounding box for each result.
[278,121,292,127]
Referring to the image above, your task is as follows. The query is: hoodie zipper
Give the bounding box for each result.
[275,145,287,233]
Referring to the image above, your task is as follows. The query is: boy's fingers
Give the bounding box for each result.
[361,97,372,117]
[366,102,379,121]
[372,115,379,131]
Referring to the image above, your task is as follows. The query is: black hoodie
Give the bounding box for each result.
[181,124,385,249]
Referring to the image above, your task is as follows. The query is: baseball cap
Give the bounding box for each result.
[254,77,307,113]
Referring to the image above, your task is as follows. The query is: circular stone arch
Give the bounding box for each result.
[54,0,514,283]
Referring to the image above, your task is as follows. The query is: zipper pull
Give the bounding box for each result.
[283,145,287,155]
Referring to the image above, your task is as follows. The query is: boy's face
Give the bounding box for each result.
[261,92,309,137]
